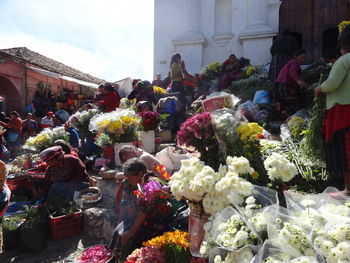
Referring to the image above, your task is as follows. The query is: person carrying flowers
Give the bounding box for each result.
[39,146,90,200]
[314,31,350,195]
[110,158,171,259]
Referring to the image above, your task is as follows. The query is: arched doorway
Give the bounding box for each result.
[323,28,339,55]
[0,75,22,114]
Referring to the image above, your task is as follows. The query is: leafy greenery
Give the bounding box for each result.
[47,195,80,216]
[23,205,48,228]
[95,133,113,148]
[2,214,26,231]
[227,75,274,103]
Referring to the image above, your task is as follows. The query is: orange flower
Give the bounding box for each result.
[142,230,189,249]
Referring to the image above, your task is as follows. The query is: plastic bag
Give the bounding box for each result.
[155,146,190,173]
[202,206,263,255]
[253,90,270,104]
[209,247,255,263]
[238,101,259,115]
[252,240,325,263]
[265,205,318,258]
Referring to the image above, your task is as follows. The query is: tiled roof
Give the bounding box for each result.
[0,47,105,84]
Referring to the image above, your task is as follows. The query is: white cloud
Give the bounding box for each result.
[0,0,154,81]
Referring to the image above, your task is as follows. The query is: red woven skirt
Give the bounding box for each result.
[324,104,350,173]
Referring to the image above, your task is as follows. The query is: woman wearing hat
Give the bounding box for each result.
[39,146,90,200]
[315,31,350,195]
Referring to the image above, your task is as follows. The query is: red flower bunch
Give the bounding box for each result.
[137,111,160,131]
[177,112,214,147]
[125,246,165,263]
[155,164,171,180]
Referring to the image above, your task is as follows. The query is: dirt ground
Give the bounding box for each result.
[0,233,102,263]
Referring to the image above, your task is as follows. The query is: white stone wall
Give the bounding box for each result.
[154,0,281,78]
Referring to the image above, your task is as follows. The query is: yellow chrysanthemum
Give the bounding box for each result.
[339,21,350,34]
[121,116,132,125]
[106,120,122,132]
[153,86,168,95]
[97,120,110,129]
[246,66,256,76]
[236,123,263,142]
[142,230,189,249]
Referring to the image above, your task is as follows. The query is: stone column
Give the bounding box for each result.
[172,0,206,74]
[244,0,272,35]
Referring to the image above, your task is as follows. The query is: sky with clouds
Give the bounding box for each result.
[0,0,154,82]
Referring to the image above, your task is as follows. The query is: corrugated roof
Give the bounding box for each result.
[0,47,105,84]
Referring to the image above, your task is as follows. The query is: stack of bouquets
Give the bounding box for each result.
[24,127,70,152]
[137,111,160,131]
[284,189,350,263]
[200,206,262,259]
[142,230,190,263]
[89,109,141,143]
[67,108,99,135]
[125,246,165,263]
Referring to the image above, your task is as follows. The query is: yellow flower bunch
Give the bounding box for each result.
[287,116,306,137]
[142,230,189,249]
[246,66,256,76]
[153,86,168,95]
[236,123,263,142]
[339,21,350,34]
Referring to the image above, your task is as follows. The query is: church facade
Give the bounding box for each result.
[154,0,281,77]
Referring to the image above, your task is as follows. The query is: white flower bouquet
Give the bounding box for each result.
[24,127,70,152]
[266,206,318,258]
[200,206,262,257]
[252,240,324,263]
[209,247,254,263]
[264,153,298,183]
[89,109,141,143]
[68,108,99,135]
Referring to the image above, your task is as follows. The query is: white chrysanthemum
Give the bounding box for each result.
[264,153,298,182]
[226,156,254,175]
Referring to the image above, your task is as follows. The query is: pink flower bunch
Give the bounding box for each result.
[134,180,169,203]
[125,246,165,263]
[177,112,213,146]
[137,111,160,131]
[77,245,113,263]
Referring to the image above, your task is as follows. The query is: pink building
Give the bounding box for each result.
[0,47,104,116]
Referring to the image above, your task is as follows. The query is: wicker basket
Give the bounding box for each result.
[79,187,101,202]
[99,170,117,180]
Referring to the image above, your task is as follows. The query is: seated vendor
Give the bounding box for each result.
[109,158,171,257]
[115,145,161,180]
[39,146,90,200]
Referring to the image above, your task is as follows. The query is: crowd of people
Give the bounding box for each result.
[1,27,350,260]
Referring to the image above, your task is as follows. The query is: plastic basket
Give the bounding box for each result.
[49,210,82,240]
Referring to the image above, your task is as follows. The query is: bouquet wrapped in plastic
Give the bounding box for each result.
[89,109,141,143]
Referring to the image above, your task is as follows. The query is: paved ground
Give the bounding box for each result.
[0,232,102,263]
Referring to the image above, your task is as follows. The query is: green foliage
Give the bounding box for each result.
[95,133,113,148]
[227,76,274,102]
[23,205,48,228]
[201,62,223,82]
[2,214,26,231]
[301,62,331,85]
[47,195,80,216]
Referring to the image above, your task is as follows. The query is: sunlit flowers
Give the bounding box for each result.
[264,153,298,182]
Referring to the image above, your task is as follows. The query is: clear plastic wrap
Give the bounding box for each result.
[209,247,255,263]
[201,206,263,257]
[266,205,319,258]
[252,240,325,263]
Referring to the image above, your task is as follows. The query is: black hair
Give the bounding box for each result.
[293,49,306,57]
[10,111,20,118]
[98,84,104,89]
[338,31,350,50]
[123,158,147,176]
[104,83,115,92]
[229,54,236,59]
[54,140,72,154]
[170,53,181,66]
[323,48,340,60]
